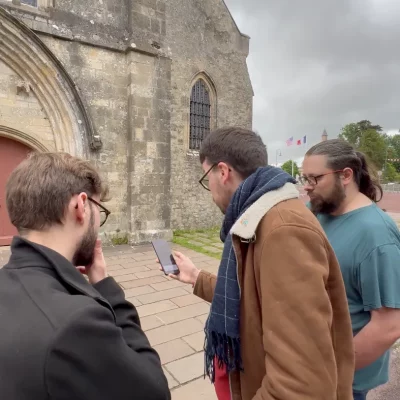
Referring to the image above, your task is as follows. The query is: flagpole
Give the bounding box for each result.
[291,159,294,177]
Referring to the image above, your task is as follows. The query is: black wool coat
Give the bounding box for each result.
[0,237,171,400]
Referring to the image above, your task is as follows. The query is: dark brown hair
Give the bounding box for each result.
[306,139,383,202]
[199,127,268,178]
[6,152,109,233]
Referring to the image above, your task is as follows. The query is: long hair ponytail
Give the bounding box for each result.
[355,151,383,202]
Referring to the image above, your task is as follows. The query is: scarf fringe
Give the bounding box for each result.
[204,329,243,383]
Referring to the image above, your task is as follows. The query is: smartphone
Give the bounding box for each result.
[151,239,180,275]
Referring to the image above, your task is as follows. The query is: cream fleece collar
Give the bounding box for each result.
[230,182,299,240]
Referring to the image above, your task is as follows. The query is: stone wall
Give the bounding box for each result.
[127,51,173,243]
[0,0,253,242]
[382,184,400,192]
[0,60,55,151]
[38,36,131,240]
[166,0,253,229]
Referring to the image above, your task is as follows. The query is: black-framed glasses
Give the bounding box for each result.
[199,164,216,191]
[88,197,111,227]
[299,170,344,186]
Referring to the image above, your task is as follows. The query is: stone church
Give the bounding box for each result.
[0,0,253,245]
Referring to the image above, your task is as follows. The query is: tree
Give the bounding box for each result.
[386,134,400,173]
[339,121,386,170]
[358,120,383,132]
[339,123,361,146]
[281,160,299,177]
[383,163,399,183]
[339,120,383,147]
[358,129,387,170]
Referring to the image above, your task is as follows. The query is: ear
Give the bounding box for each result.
[72,192,88,225]
[341,167,353,185]
[217,162,231,184]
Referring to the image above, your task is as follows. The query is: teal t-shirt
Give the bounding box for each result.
[316,204,400,391]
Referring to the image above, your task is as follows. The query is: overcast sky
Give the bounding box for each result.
[225,0,400,165]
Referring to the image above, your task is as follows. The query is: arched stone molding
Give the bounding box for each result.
[186,70,218,151]
[0,7,101,156]
[0,125,50,152]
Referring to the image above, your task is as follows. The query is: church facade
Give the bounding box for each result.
[0,0,253,245]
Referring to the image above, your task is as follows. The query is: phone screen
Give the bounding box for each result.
[151,239,179,275]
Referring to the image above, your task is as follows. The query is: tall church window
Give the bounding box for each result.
[21,0,38,6]
[189,79,211,151]
[14,0,53,8]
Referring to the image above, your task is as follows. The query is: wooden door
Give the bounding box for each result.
[0,137,31,246]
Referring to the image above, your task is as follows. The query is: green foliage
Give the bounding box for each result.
[383,163,399,183]
[339,120,383,147]
[173,228,222,259]
[339,123,362,146]
[281,160,299,177]
[358,129,386,170]
[385,134,400,173]
[339,121,386,170]
[111,233,128,245]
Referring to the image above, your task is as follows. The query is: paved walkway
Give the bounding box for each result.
[103,243,219,399]
[1,235,400,399]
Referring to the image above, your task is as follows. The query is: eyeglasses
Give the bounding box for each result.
[199,164,216,191]
[88,197,111,227]
[299,170,344,186]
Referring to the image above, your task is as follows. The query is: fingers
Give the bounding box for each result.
[168,273,179,280]
[76,266,87,275]
[155,258,160,264]
[173,251,184,259]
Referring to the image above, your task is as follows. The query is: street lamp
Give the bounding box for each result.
[276,149,282,167]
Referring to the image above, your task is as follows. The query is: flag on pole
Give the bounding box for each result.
[296,136,307,146]
[286,137,293,146]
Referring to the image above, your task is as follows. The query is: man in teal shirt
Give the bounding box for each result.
[302,139,400,400]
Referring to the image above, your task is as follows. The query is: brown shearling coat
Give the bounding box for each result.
[194,183,354,400]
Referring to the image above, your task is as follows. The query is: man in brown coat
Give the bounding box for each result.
[166,127,355,400]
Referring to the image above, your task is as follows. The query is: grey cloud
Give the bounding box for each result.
[224,0,400,164]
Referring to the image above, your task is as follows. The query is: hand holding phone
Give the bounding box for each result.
[151,239,180,276]
[155,248,201,286]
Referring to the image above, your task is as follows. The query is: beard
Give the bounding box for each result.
[72,211,97,267]
[309,178,346,215]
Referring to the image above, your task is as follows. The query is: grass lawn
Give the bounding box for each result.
[172,227,223,259]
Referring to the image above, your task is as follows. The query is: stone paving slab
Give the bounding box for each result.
[103,244,218,399]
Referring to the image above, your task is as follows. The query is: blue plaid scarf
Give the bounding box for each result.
[204,166,296,382]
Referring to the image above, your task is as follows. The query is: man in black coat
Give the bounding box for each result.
[0,152,171,400]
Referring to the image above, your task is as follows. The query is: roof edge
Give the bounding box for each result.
[221,0,250,39]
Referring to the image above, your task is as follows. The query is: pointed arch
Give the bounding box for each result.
[0,126,50,152]
[188,71,217,151]
[0,7,101,156]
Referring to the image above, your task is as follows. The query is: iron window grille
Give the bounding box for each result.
[189,79,211,151]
